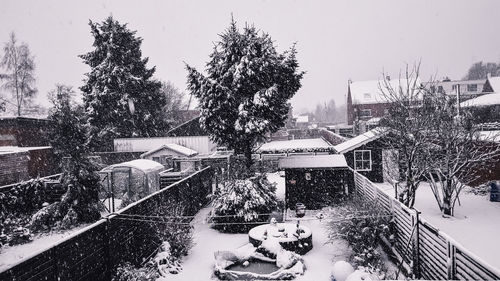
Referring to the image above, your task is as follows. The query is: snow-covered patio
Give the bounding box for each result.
[377,181,500,270]
[161,173,402,280]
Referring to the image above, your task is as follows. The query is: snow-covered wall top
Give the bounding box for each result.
[114,136,217,155]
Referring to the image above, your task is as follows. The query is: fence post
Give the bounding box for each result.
[412,210,421,279]
[447,241,456,279]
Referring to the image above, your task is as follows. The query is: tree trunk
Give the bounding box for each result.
[244,145,253,171]
[442,196,452,215]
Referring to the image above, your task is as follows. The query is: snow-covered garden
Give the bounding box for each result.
[378,181,500,270]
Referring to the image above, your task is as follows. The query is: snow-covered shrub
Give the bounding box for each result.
[209,175,278,233]
[151,200,194,259]
[112,262,158,281]
[329,198,393,278]
[0,178,49,219]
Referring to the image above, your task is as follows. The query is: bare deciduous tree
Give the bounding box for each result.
[426,95,500,216]
[160,81,186,127]
[379,63,434,208]
[0,32,37,116]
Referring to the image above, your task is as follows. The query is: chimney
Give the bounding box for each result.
[487,72,492,78]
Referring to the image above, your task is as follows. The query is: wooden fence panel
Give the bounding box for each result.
[351,169,500,280]
[0,167,214,281]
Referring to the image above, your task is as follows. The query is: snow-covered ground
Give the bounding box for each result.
[266,172,286,201]
[377,181,500,270]
[163,173,400,280]
[0,223,90,272]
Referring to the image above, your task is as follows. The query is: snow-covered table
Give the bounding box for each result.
[248,223,313,254]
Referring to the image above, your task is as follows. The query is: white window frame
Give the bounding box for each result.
[354,150,372,171]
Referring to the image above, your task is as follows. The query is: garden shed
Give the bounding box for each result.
[99,159,165,209]
[333,127,390,183]
[140,143,198,167]
[279,154,350,209]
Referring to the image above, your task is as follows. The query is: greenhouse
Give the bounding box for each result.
[99,159,165,211]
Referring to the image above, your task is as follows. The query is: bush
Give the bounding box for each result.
[152,201,193,259]
[112,262,158,281]
[329,198,393,276]
[209,174,278,233]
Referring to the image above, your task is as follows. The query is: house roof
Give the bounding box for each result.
[295,115,309,123]
[333,127,388,154]
[257,138,333,153]
[279,154,348,169]
[349,78,422,105]
[460,93,500,108]
[140,143,198,158]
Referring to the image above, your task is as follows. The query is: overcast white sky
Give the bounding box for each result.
[1,0,500,113]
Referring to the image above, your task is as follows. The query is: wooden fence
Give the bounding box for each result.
[353,170,500,280]
[0,167,213,281]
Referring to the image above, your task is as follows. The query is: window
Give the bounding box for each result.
[359,109,372,118]
[467,84,477,92]
[354,150,372,171]
[430,86,436,93]
[438,86,444,93]
[363,93,371,100]
[152,157,160,163]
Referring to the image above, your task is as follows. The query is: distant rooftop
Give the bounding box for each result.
[349,77,422,105]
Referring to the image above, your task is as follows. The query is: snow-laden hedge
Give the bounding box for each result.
[209,175,278,233]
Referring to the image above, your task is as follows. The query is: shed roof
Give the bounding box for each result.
[257,138,333,153]
[485,76,500,93]
[279,154,348,169]
[333,127,388,154]
[349,78,422,105]
[101,159,164,173]
[140,143,198,158]
[460,93,500,108]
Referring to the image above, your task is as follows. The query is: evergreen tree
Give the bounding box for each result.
[186,19,304,169]
[31,84,101,230]
[80,16,167,151]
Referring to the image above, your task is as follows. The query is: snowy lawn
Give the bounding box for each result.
[0,223,90,272]
[377,181,500,270]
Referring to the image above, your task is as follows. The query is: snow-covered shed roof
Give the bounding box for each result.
[477,131,500,143]
[279,154,348,169]
[140,143,198,158]
[484,76,500,93]
[296,115,309,123]
[333,127,389,154]
[349,78,422,105]
[0,146,51,155]
[101,159,165,173]
[460,93,500,108]
[257,138,333,153]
